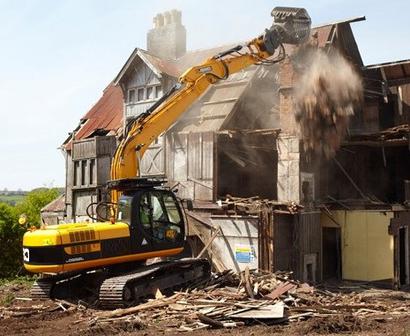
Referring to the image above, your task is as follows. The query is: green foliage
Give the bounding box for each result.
[15,188,59,227]
[0,194,25,206]
[0,202,21,278]
[1,292,15,306]
[0,188,60,278]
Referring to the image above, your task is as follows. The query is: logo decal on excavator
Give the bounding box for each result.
[141,238,148,246]
[165,229,177,240]
[23,248,29,262]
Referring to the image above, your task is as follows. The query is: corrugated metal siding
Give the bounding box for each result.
[63,84,123,150]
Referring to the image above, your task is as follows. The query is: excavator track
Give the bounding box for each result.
[30,279,54,299]
[99,258,210,308]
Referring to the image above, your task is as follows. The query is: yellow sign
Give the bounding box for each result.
[165,229,177,240]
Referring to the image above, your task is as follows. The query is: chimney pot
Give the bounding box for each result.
[171,9,181,24]
[147,9,186,59]
[164,11,172,25]
[156,14,164,27]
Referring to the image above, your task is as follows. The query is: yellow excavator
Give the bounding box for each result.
[22,7,311,307]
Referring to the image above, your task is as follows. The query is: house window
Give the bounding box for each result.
[146,86,154,100]
[155,85,162,98]
[89,159,95,185]
[128,89,135,103]
[81,160,87,186]
[74,161,80,186]
[137,88,145,101]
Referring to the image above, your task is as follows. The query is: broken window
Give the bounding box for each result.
[128,89,135,103]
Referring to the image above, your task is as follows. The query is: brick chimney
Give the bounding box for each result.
[147,9,186,60]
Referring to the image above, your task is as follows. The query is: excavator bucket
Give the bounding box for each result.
[270,7,311,45]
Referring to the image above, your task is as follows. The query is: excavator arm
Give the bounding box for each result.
[110,6,311,204]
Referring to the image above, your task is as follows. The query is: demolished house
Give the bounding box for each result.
[58,10,410,288]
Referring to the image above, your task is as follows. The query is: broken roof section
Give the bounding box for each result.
[365,59,410,87]
[63,84,123,150]
[113,18,363,133]
[65,16,365,148]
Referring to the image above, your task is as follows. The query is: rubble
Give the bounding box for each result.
[80,269,410,332]
[1,270,410,334]
[220,195,302,215]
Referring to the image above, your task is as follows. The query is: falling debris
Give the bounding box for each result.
[294,47,363,158]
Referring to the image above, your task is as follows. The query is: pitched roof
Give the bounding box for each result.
[63,84,123,150]
[65,17,364,147]
[114,44,239,84]
[114,16,363,85]
[364,59,410,87]
[41,194,65,213]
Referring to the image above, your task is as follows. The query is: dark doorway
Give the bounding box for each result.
[322,228,341,280]
[399,227,408,285]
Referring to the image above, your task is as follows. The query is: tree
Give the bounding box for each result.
[0,188,60,277]
[0,203,20,277]
[15,188,59,227]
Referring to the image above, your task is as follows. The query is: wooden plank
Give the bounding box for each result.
[196,226,221,259]
[264,281,297,300]
[230,303,284,319]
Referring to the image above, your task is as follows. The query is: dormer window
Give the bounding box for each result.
[137,88,144,101]
[128,85,163,103]
[155,85,162,98]
[128,89,135,103]
[146,87,154,100]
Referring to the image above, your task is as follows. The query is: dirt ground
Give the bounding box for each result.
[1,281,410,336]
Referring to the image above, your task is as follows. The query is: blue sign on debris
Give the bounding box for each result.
[235,245,252,263]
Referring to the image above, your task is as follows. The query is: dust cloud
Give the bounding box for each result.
[294,47,363,158]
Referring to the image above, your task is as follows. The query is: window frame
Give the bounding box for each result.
[137,190,184,244]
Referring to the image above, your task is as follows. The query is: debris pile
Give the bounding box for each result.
[83,269,410,332]
[294,47,363,158]
[220,195,302,215]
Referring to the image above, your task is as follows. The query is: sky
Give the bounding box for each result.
[0,0,409,191]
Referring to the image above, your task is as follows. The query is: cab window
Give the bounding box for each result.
[117,196,132,225]
[139,191,182,243]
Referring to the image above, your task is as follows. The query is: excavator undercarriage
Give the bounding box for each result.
[31,258,210,308]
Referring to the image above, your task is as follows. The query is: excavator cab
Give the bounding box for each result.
[116,188,185,254]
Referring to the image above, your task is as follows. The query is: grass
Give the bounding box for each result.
[0,275,36,287]
[0,194,26,206]
[1,292,15,306]
[0,276,36,306]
